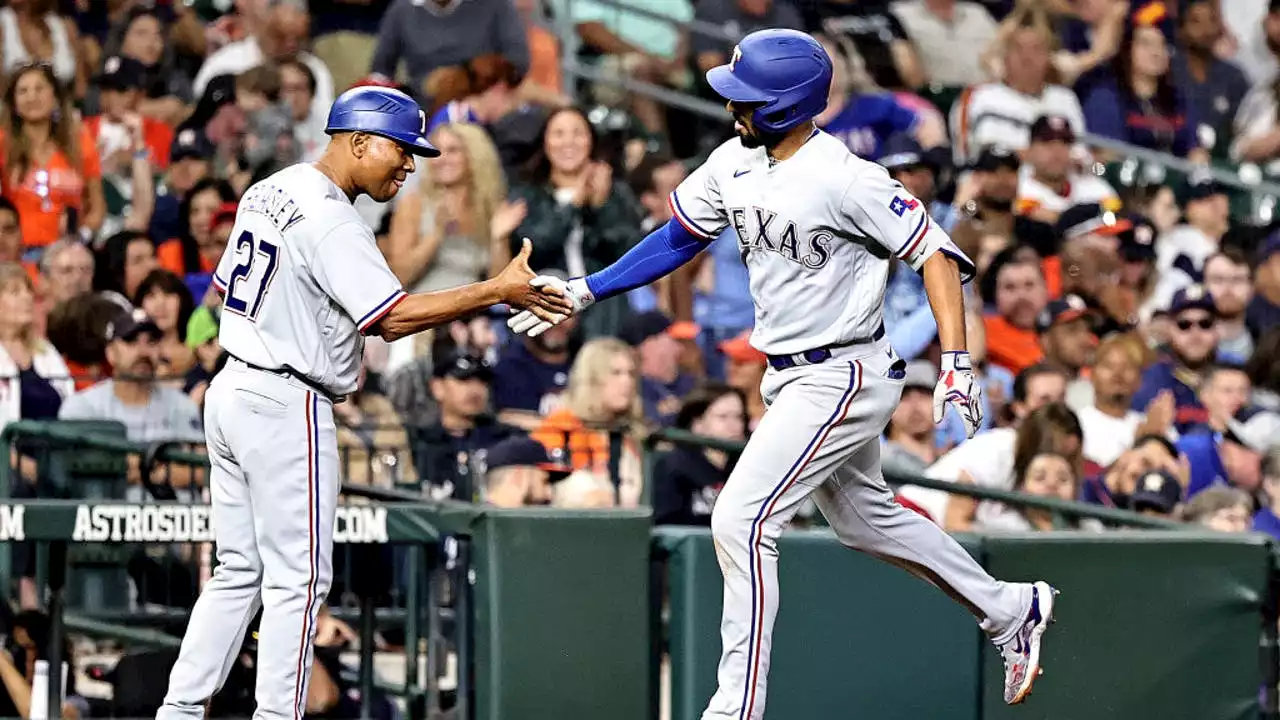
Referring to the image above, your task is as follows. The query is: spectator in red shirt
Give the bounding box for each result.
[84,55,173,171]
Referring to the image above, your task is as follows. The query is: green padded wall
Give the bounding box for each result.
[980,531,1269,720]
[658,527,984,720]
[472,508,652,720]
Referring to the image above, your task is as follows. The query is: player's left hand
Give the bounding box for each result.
[934,351,983,439]
[507,275,594,336]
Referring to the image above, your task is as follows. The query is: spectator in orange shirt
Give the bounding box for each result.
[84,56,174,172]
[156,179,237,277]
[982,248,1049,376]
[513,0,568,106]
[0,64,105,250]
[530,337,645,507]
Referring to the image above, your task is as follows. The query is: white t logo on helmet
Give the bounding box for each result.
[730,45,742,71]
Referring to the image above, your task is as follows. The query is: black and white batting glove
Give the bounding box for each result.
[507,276,594,337]
[933,350,984,439]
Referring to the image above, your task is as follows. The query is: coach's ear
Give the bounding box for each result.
[349,131,368,159]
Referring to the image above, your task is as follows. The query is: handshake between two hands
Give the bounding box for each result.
[497,238,595,337]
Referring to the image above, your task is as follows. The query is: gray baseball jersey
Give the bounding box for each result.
[162,162,408,720]
[212,163,407,397]
[671,133,1031,720]
[670,130,973,356]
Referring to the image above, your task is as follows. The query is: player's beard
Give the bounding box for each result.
[736,126,785,151]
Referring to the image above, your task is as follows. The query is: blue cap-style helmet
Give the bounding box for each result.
[325,86,440,157]
[706,28,833,135]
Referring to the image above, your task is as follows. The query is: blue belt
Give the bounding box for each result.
[766,324,886,371]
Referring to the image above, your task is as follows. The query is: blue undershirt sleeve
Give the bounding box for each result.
[583,218,708,300]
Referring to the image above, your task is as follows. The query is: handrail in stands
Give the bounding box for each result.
[645,427,1187,530]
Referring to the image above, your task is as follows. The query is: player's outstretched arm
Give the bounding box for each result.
[921,252,984,439]
[374,238,571,342]
[507,218,707,336]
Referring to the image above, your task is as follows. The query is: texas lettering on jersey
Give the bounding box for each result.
[668,130,973,356]
[728,206,833,269]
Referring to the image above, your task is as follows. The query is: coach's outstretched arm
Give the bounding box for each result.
[375,238,573,341]
[507,218,706,336]
[921,252,984,438]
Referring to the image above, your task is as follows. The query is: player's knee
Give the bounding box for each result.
[709,498,751,551]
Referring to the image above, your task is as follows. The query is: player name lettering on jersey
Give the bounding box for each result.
[73,504,215,543]
[239,182,307,234]
[728,206,833,269]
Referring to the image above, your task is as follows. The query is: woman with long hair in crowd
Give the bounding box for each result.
[502,106,642,339]
[156,178,236,278]
[383,123,508,370]
[651,383,747,525]
[100,6,193,125]
[133,269,195,381]
[531,337,645,507]
[0,262,71,433]
[0,63,104,250]
[1084,18,1207,161]
[94,229,156,305]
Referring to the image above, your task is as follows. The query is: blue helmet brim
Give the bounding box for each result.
[706,66,772,104]
[326,128,441,158]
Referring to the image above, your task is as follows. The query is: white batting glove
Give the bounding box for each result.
[507,276,594,337]
[933,351,984,439]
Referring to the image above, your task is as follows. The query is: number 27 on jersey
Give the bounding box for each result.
[224,230,280,320]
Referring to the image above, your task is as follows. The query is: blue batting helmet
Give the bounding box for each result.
[325,86,440,157]
[706,29,832,134]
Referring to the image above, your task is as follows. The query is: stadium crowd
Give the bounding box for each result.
[1,0,1280,709]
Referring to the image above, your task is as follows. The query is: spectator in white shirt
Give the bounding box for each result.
[192,1,334,122]
[949,21,1086,166]
[1075,332,1155,469]
[1017,114,1118,224]
[890,0,997,87]
[1146,174,1231,316]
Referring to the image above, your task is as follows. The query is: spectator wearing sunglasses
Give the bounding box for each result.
[0,64,104,250]
[1131,285,1220,434]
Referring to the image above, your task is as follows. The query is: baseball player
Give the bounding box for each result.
[157,87,570,720]
[509,29,1057,719]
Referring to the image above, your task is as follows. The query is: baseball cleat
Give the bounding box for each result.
[999,581,1057,705]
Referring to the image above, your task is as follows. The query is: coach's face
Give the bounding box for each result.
[354,132,416,203]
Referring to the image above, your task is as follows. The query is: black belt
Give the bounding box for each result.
[766,324,885,371]
[228,354,342,403]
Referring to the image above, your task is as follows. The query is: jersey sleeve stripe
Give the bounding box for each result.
[211,273,228,292]
[897,213,929,260]
[668,192,717,240]
[357,289,407,333]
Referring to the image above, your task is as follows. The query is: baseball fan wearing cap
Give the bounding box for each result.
[157,86,570,720]
[621,310,699,426]
[481,435,573,508]
[718,329,767,430]
[950,146,1020,259]
[1017,115,1118,222]
[86,55,175,172]
[1036,294,1096,379]
[1131,285,1220,434]
[1150,173,1230,311]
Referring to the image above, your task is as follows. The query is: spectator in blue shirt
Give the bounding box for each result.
[814,35,944,160]
[621,311,698,427]
[1176,412,1270,499]
[492,312,579,431]
[1131,285,1219,433]
[1171,0,1250,158]
[1083,20,1207,161]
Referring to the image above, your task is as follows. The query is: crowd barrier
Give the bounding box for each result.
[3,420,1280,720]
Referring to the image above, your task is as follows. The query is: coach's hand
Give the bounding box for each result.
[496,238,574,324]
[934,351,983,439]
[508,275,595,337]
